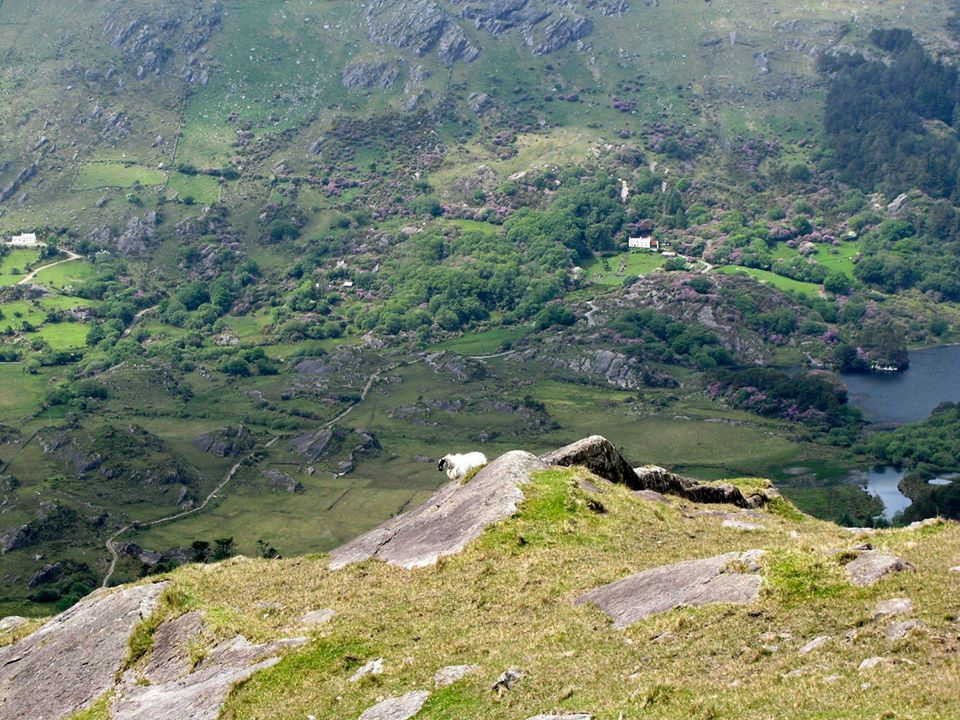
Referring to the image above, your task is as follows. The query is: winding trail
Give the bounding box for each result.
[17,249,82,285]
[102,428,274,587]
[585,300,599,327]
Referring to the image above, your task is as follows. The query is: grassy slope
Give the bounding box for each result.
[124,468,960,720]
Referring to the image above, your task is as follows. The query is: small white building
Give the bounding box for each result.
[7,232,41,248]
[628,235,658,251]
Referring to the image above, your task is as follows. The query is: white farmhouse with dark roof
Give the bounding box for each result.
[7,232,41,248]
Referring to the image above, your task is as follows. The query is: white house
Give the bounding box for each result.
[7,232,41,248]
[628,235,658,251]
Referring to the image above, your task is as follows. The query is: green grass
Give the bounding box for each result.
[582,251,667,286]
[715,265,821,297]
[0,363,48,422]
[73,163,166,191]
[0,249,41,285]
[772,239,862,278]
[30,260,100,290]
[32,322,89,349]
[433,325,532,355]
[0,300,47,331]
[167,173,221,204]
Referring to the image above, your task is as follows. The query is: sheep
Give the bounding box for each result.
[437,451,488,482]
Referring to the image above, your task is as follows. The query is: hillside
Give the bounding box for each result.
[1,438,958,719]
[2,0,960,618]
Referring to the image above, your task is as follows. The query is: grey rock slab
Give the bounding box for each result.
[434,664,478,687]
[0,616,27,633]
[350,657,385,682]
[798,635,831,655]
[302,608,336,626]
[886,620,924,641]
[873,598,913,618]
[846,553,915,587]
[358,690,430,720]
[950,565,960,574]
[575,551,763,629]
[859,656,889,672]
[0,582,168,720]
[112,627,307,720]
[633,489,670,504]
[526,715,592,720]
[722,519,764,531]
[330,450,547,569]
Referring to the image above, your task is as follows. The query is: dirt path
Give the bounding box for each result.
[17,249,82,285]
[102,428,272,587]
[468,349,517,361]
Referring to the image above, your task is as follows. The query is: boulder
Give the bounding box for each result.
[301,608,336,626]
[575,550,763,629]
[193,425,254,458]
[798,636,831,655]
[542,436,642,489]
[846,553,915,587]
[0,616,27,634]
[358,691,430,720]
[330,450,547,569]
[492,667,523,692]
[873,598,913,618]
[434,664,478,687]
[0,583,168,720]
[262,469,303,494]
[350,658,384,682]
[886,620,923,641]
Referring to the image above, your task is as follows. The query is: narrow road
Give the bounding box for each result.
[324,371,381,428]
[468,349,517,361]
[584,300,599,327]
[102,428,271,587]
[17,249,82,285]
[121,305,158,338]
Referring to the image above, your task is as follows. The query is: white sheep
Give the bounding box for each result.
[437,452,488,482]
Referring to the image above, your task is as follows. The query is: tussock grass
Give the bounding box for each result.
[134,468,960,719]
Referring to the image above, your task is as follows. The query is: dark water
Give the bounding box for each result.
[841,344,960,424]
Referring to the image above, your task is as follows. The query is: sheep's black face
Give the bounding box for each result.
[437,458,447,472]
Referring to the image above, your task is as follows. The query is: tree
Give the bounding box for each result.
[212,537,236,561]
[191,540,211,563]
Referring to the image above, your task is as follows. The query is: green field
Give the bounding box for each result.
[714,265,821,298]
[582,251,667,286]
[31,260,99,290]
[167,173,221,205]
[434,325,532,355]
[0,363,47,422]
[0,249,41,285]
[772,239,862,277]
[0,300,47,331]
[73,163,166,191]
[32,322,89,349]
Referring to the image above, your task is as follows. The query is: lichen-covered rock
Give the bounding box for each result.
[575,551,763,628]
[358,691,430,720]
[330,450,547,569]
[0,583,168,720]
[262,469,304,494]
[193,425,254,458]
[846,553,915,587]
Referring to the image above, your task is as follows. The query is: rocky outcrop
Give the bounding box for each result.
[193,425,254,457]
[330,450,548,569]
[0,582,168,720]
[575,550,763,628]
[365,0,479,65]
[262,469,304,494]
[111,612,306,720]
[342,60,402,90]
[543,436,764,508]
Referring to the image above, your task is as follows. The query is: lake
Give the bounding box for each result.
[841,344,960,424]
